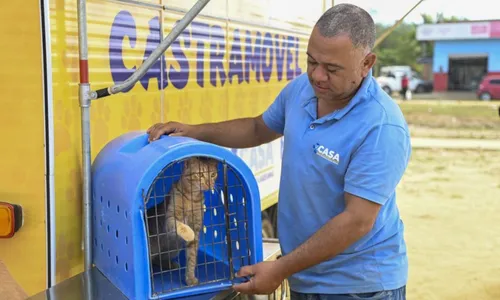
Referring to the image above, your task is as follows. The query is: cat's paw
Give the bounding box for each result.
[186,276,199,286]
[177,223,195,242]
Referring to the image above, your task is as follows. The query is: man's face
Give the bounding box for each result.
[306,27,376,102]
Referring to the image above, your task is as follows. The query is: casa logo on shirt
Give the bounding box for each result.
[313,143,340,165]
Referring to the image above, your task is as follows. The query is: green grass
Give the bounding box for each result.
[397,100,500,139]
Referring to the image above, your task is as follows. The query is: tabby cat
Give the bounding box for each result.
[147,157,219,286]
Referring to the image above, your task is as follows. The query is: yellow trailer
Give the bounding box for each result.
[0,0,424,298]
[0,0,326,296]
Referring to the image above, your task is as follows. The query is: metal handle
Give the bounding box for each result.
[280,280,287,300]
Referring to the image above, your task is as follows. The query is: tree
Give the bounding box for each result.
[373,13,468,76]
[374,22,422,74]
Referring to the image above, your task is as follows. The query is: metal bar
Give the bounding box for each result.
[222,162,234,280]
[40,0,57,287]
[280,279,287,300]
[374,0,425,48]
[83,268,94,300]
[77,0,93,271]
[106,0,164,11]
[91,0,211,99]
[262,238,279,243]
[159,2,165,123]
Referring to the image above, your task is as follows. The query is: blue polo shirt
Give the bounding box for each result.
[262,70,411,294]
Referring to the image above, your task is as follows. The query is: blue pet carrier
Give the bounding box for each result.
[91,131,263,300]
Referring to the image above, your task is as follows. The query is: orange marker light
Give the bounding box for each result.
[0,202,23,238]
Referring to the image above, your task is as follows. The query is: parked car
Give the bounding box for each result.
[476,74,500,101]
[414,79,433,93]
[376,65,432,96]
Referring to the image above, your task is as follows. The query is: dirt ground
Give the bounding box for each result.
[398,101,500,299]
[375,100,500,299]
[397,148,500,300]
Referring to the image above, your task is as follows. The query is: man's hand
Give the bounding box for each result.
[147,121,197,142]
[232,261,285,295]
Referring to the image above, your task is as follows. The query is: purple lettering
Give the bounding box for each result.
[191,21,210,88]
[140,16,167,90]
[209,25,226,87]
[295,37,302,76]
[228,29,243,84]
[286,35,295,81]
[169,20,190,89]
[274,34,285,82]
[244,31,262,83]
[109,10,137,93]
[109,13,303,89]
[261,32,274,82]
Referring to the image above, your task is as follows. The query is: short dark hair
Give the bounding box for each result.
[315,3,376,51]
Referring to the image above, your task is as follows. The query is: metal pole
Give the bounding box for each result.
[90,0,211,99]
[77,0,93,271]
[222,162,234,280]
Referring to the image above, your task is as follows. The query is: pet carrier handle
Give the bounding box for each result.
[280,282,287,300]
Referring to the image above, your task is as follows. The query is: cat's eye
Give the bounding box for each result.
[211,173,216,178]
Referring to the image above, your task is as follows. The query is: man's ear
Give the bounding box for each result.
[362,52,377,76]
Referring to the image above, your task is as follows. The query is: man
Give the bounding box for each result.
[148,4,410,299]
[400,74,409,100]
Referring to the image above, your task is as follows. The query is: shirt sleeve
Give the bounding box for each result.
[262,81,293,135]
[344,124,411,205]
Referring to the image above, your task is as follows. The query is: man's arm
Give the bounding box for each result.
[232,193,382,295]
[275,193,380,278]
[148,77,292,147]
[147,115,281,148]
[192,115,282,148]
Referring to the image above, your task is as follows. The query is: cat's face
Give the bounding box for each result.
[181,157,219,193]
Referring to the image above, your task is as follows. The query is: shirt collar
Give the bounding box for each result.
[302,69,373,124]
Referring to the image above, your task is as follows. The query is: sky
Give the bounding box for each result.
[335,0,497,25]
